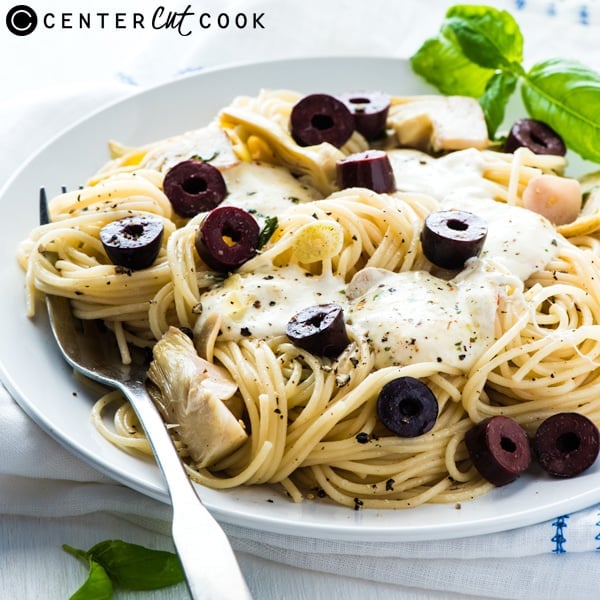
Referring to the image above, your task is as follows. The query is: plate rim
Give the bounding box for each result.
[2,55,600,543]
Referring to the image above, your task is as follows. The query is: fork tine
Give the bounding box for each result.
[40,186,70,226]
[39,187,50,226]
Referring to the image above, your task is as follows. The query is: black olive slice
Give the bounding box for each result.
[286,303,350,357]
[100,214,164,270]
[163,159,227,218]
[504,118,566,156]
[338,91,391,141]
[421,209,488,270]
[376,377,438,438]
[290,93,354,148]
[533,412,600,478]
[336,150,396,193]
[465,416,531,487]
[195,206,260,272]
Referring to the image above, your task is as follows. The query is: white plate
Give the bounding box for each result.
[2,57,600,542]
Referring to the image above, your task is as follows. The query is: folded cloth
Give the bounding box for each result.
[2,1,600,599]
[3,381,600,600]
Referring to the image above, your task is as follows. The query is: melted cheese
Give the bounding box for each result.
[388,148,561,280]
[440,195,561,281]
[387,148,492,200]
[346,263,509,370]
[195,259,520,374]
[221,161,321,223]
[194,265,346,341]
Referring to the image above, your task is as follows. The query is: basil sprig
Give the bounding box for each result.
[258,215,278,249]
[410,4,600,163]
[63,539,184,599]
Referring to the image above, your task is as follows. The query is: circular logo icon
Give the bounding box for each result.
[6,5,37,36]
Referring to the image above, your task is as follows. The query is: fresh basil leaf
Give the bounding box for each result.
[258,216,278,249]
[410,32,494,97]
[69,559,113,600]
[88,539,184,591]
[62,544,89,563]
[479,71,519,137]
[410,4,600,163]
[522,58,600,162]
[442,5,524,71]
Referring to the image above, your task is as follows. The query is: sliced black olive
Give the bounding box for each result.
[421,210,488,270]
[336,150,396,193]
[163,159,227,218]
[178,326,194,340]
[376,377,438,438]
[100,214,164,270]
[290,93,354,148]
[465,416,531,487]
[286,303,350,357]
[338,91,391,141]
[504,118,566,156]
[533,412,600,478]
[195,206,260,272]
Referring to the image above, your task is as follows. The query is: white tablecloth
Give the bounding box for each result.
[2,1,600,598]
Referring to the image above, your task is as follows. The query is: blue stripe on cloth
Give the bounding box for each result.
[511,0,595,25]
[176,65,205,77]
[116,72,140,86]
[551,515,570,553]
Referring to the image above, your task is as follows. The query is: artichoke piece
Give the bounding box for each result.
[219,104,347,195]
[95,124,239,181]
[148,326,247,468]
[388,95,490,152]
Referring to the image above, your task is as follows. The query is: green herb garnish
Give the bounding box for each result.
[68,558,113,600]
[63,539,184,599]
[190,150,220,162]
[410,4,600,162]
[258,216,278,249]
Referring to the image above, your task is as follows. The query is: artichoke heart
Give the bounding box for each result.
[388,95,490,152]
[148,326,247,468]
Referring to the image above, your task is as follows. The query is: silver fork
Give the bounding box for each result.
[39,188,252,600]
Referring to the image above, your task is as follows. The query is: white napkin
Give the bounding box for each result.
[4,378,600,600]
[2,1,600,599]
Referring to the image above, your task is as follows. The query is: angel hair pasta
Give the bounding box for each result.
[18,87,600,509]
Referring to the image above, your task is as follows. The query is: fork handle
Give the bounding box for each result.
[120,381,253,600]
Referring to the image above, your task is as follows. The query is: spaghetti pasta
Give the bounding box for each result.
[17,88,600,510]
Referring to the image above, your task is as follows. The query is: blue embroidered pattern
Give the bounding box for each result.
[511,0,596,25]
[116,72,139,86]
[551,515,570,553]
[579,5,591,24]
